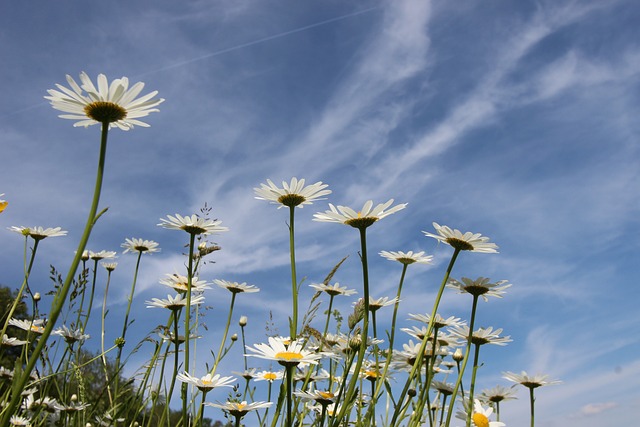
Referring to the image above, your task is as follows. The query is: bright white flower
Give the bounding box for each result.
[8,318,46,335]
[8,226,67,240]
[205,401,272,417]
[21,394,58,412]
[2,334,28,346]
[102,262,118,272]
[432,380,456,396]
[468,399,505,427]
[314,199,407,229]
[214,279,260,294]
[45,72,163,130]
[52,325,90,344]
[379,250,433,265]
[448,277,511,301]
[246,336,322,367]
[9,415,31,427]
[480,385,518,404]
[252,370,284,383]
[176,372,235,392]
[54,400,90,413]
[356,296,397,312]
[158,214,228,235]
[408,313,466,329]
[449,326,512,346]
[121,238,160,254]
[89,250,117,261]
[0,194,7,213]
[309,282,357,297]
[423,222,498,253]
[159,274,211,293]
[503,371,561,389]
[294,389,337,406]
[146,294,205,310]
[254,177,331,208]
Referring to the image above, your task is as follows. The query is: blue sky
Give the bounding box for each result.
[1,0,639,425]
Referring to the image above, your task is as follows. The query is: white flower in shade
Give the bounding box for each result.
[205,401,272,418]
[89,250,117,261]
[2,334,28,346]
[102,262,118,272]
[356,296,397,312]
[423,222,498,253]
[467,399,505,427]
[480,385,518,404]
[158,332,201,345]
[309,282,357,297]
[159,274,211,293]
[0,194,7,213]
[213,279,260,294]
[314,199,407,229]
[45,72,163,130]
[158,214,228,236]
[254,177,331,208]
[146,294,205,310]
[379,250,433,265]
[408,313,466,329]
[121,238,160,254]
[252,370,284,383]
[449,326,512,346]
[294,389,337,406]
[8,318,46,335]
[246,336,322,367]
[9,415,31,427]
[54,400,90,413]
[22,394,58,413]
[502,371,561,389]
[432,380,456,397]
[8,226,67,240]
[176,372,236,392]
[52,325,90,344]
[447,277,511,301]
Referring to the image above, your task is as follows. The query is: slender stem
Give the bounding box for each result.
[211,292,236,374]
[529,387,535,427]
[288,206,298,339]
[182,232,197,424]
[467,343,482,427]
[0,122,110,426]
[286,364,294,427]
[101,268,114,406]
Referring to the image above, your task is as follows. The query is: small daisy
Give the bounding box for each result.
[158,332,201,345]
[379,250,433,265]
[45,72,163,130]
[214,279,260,294]
[423,222,498,253]
[314,199,407,229]
[252,370,284,383]
[480,385,518,404]
[146,294,205,310]
[54,400,91,413]
[502,371,561,389]
[357,296,397,312]
[89,250,117,261]
[469,399,505,427]
[448,277,511,301]
[432,380,456,397]
[0,194,7,213]
[121,238,160,254]
[246,336,322,367]
[159,274,211,293]
[449,326,512,346]
[309,282,357,297]
[254,177,331,208]
[408,313,466,329]
[9,415,31,427]
[52,325,90,344]
[8,318,46,335]
[294,389,337,406]
[176,372,235,392]
[205,401,272,418]
[2,334,28,346]
[102,262,118,272]
[158,214,228,236]
[8,226,67,240]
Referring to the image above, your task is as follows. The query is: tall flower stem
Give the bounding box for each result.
[444,294,480,427]
[288,206,299,340]
[181,232,197,424]
[529,387,536,427]
[101,267,115,406]
[211,292,237,375]
[0,122,110,426]
[390,249,461,427]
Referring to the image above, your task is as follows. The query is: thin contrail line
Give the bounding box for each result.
[137,5,380,77]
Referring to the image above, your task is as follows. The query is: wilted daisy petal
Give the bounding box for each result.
[45,72,164,130]
[254,177,331,208]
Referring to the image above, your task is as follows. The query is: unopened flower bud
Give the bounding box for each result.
[453,348,464,362]
[198,242,207,251]
[81,250,90,261]
[115,337,126,348]
[408,388,417,397]
[33,292,41,302]
[239,316,248,327]
[71,394,78,402]
[231,334,238,342]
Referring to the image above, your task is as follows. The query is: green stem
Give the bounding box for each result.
[101,268,114,406]
[211,292,236,374]
[529,387,535,427]
[467,343,482,427]
[288,206,298,339]
[0,122,110,426]
[182,232,197,424]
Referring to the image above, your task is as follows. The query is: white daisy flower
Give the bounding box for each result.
[159,274,211,293]
[314,199,407,229]
[214,279,260,294]
[423,222,498,253]
[9,415,31,427]
[2,334,28,346]
[8,318,46,335]
[252,370,284,383]
[205,400,272,418]
[8,226,67,240]
[469,398,505,427]
[52,325,90,344]
[45,72,163,130]
[309,282,357,297]
[379,250,433,265]
[146,294,205,310]
[447,277,511,301]
[254,177,331,208]
[502,371,561,389]
[246,336,322,367]
[449,326,512,346]
[176,372,235,392]
[89,250,117,261]
[121,238,160,254]
[158,214,228,236]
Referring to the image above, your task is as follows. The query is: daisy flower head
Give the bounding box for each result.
[89,250,117,261]
[8,226,67,241]
[314,199,407,230]
[408,313,466,329]
[146,293,205,310]
[423,222,498,253]
[362,296,398,312]
[158,214,228,236]
[2,334,28,346]
[503,371,561,389]
[469,399,505,427]
[8,318,46,335]
[205,401,272,418]
[214,279,260,294]
[254,177,331,208]
[52,325,90,344]
[309,282,357,297]
[9,415,31,427]
[160,273,211,293]
[45,72,164,130]
[294,389,337,406]
[102,262,118,272]
[448,277,511,301]
[246,336,322,367]
[450,326,512,346]
[176,372,235,392]
[252,370,284,383]
[379,250,433,265]
[0,194,7,213]
[480,385,518,404]
[121,238,160,254]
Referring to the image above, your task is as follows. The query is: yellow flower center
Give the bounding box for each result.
[275,351,303,361]
[201,379,212,386]
[472,412,489,427]
[263,372,278,381]
[317,391,335,399]
[445,237,474,251]
[0,201,7,213]
[84,101,127,123]
[235,403,246,411]
[277,194,306,207]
